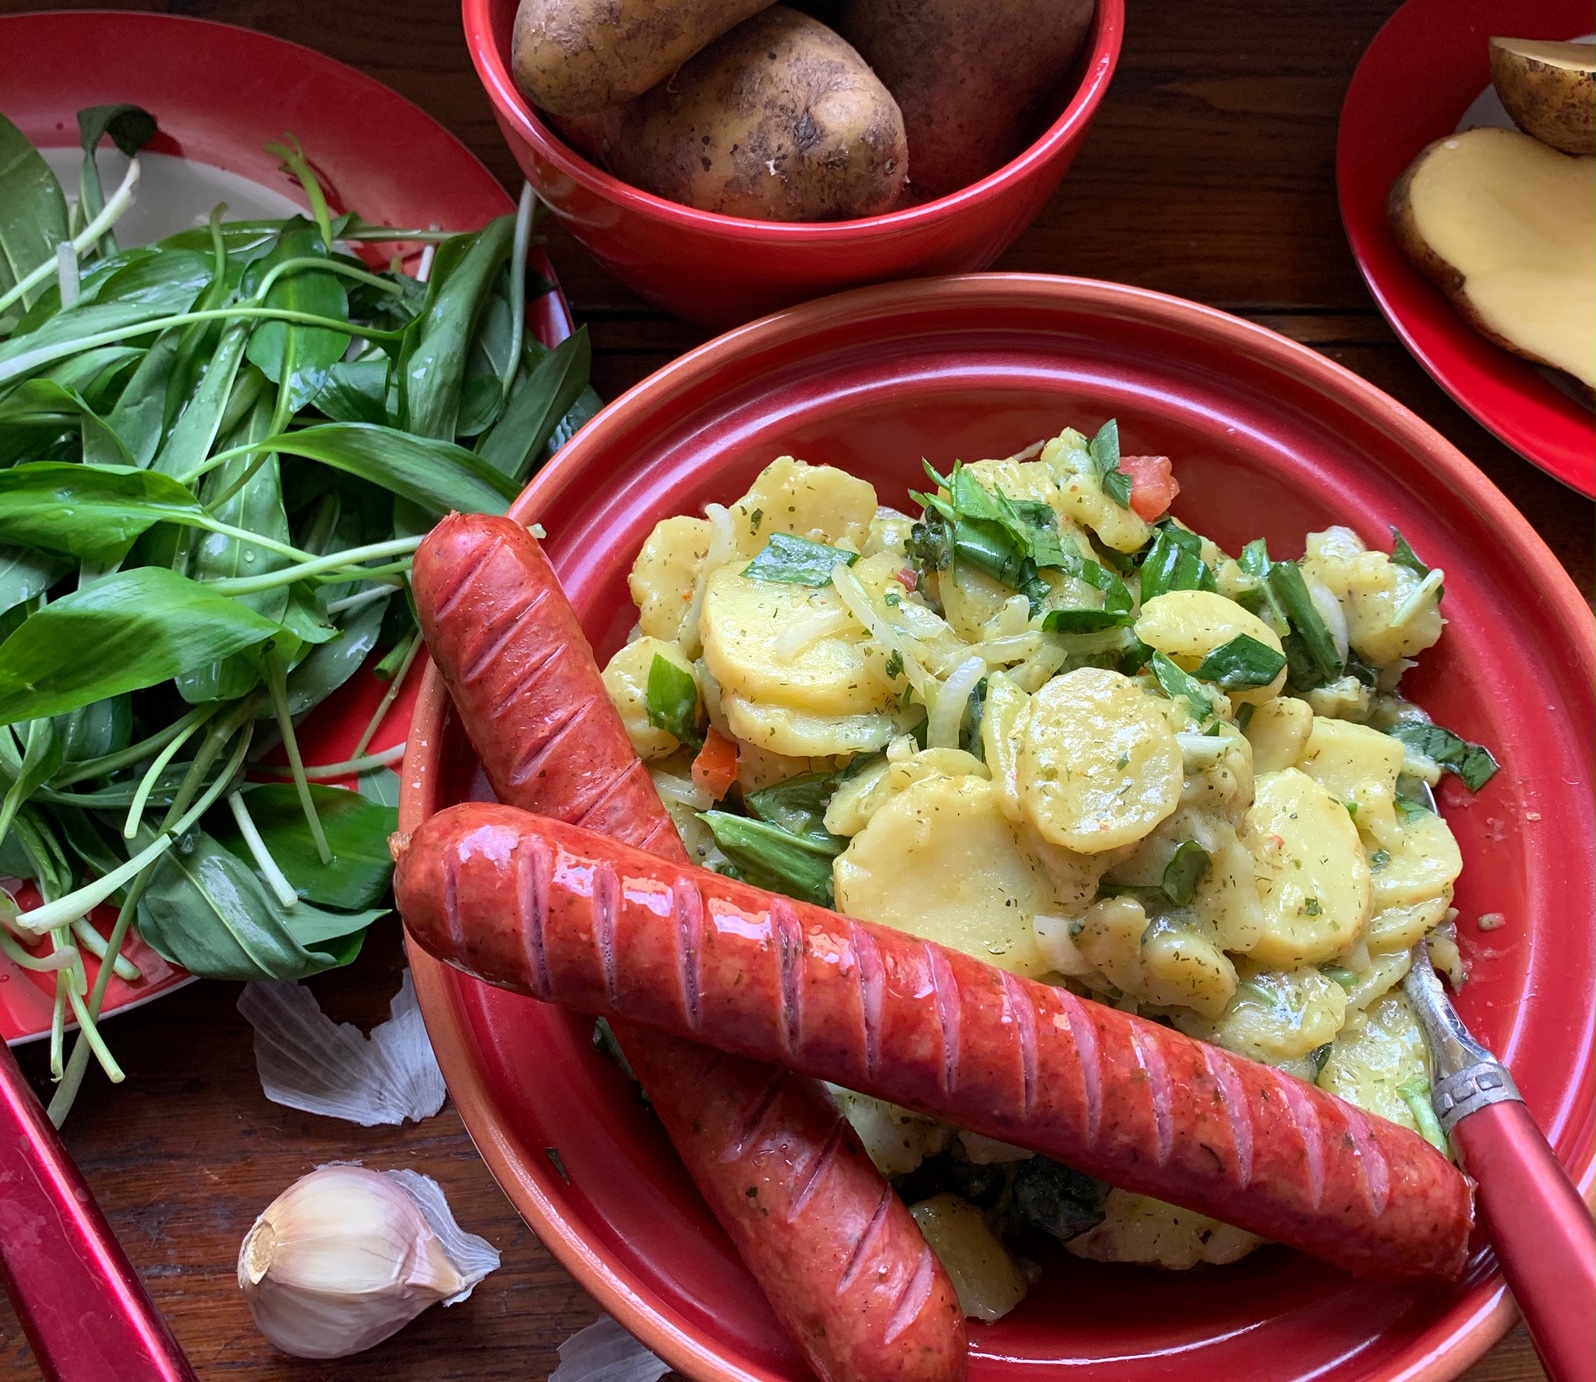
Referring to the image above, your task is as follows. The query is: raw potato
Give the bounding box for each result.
[909,1194,1029,1321]
[601,637,697,760]
[1243,768,1371,968]
[557,8,908,221]
[834,775,1055,976]
[511,0,775,115]
[1388,126,1595,388]
[1134,589,1287,704]
[1017,668,1183,853]
[839,0,1095,196]
[630,515,712,641]
[1065,1190,1262,1269]
[1490,37,1596,157]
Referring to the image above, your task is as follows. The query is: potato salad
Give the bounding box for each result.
[599,423,1497,1317]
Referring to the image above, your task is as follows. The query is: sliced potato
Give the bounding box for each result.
[1300,527,1444,667]
[1244,768,1372,967]
[1185,960,1349,1064]
[1065,1190,1262,1269]
[834,774,1054,975]
[630,516,712,642]
[1243,695,1313,774]
[980,670,1029,823]
[1367,893,1451,955]
[1316,992,1432,1136]
[1491,37,1596,157]
[822,747,987,836]
[1191,821,1266,954]
[724,694,897,757]
[700,565,894,716]
[1017,668,1183,854]
[910,1194,1029,1321]
[1298,716,1405,846]
[730,455,879,556]
[1038,432,1152,553]
[601,637,697,760]
[1369,808,1463,911]
[1389,126,1594,388]
[831,1089,952,1176]
[1134,589,1287,704]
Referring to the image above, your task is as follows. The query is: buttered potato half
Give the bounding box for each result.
[602,429,1495,1317]
[1389,126,1595,389]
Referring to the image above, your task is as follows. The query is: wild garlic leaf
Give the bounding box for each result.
[0,111,69,311]
[476,327,592,485]
[1385,720,1499,793]
[742,532,860,586]
[1193,633,1287,690]
[1150,650,1217,725]
[215,783,397,910]
[699,812,841,907]
[0,462,206,565]
[243,226,351,416]
[645,654,702,746]
[137,828,379,982]
[1161,840,1211,906]
[1088,418,1132,510]
[1139,522,1216,603]
[0,567,285,725]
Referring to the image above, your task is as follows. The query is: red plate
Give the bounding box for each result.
[401,274,1594,1382]
[1337,0,1595,497]
[0,10,570,1046]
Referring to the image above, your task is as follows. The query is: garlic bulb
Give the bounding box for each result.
[238,1165,497,1359]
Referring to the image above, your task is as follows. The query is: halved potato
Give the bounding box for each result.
[1490,37,1595,157]
[1388,126,1595,388]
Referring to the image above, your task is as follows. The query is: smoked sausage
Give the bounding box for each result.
[394,801,1477,1286]
[410,514,966,1382]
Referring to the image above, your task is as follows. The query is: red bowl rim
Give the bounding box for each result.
[461,0,1124,240]
[403,272,1594,1382]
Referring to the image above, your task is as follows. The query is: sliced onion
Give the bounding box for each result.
[679,503,736,657]
[832,564,938,705]
[927,655,986,750]
[773,607,856,660]
[1303,574,1349,666]
[650,767,712,812]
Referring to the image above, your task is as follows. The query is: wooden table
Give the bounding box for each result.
[0,0,1585,1377]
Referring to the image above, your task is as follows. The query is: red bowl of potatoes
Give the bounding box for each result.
[463,0,1123,327]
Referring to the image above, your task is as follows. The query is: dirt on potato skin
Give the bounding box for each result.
[553,6,908,220]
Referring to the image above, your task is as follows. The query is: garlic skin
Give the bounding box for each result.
[239,1165,469,1359]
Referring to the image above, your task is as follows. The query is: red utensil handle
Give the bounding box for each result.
[1452,1100,1595,1382]
[0,1042,196,1382]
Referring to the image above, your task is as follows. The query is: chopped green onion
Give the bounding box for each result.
[1399,1076,1450,1154]
[1265,558,1342,689]
[1321,964,1358,989]
[742,532,859,587]
[1193,634,1287,690]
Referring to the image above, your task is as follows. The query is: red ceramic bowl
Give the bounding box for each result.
[1337,0,1596,497]
[401,274,1595,1382]
[463,0,1122,328]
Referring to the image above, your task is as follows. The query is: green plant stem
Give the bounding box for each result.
[53,702,220,787]
[69,917,140,981]
[264,653,331,865]
[255,743,406,780]
[351,632,420,760]
[0,928,78,972]
[204,536,420,597]
[0,305,400,386]
[65,984,124,1083]
[122,709,212,838]
[226,790,298,908]
[252,255,405,304]
[0,156,143,317]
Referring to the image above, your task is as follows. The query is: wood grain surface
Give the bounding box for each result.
[0,0,1584,1377]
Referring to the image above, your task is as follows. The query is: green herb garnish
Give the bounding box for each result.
[700,810,843,907]
[1385,720,1499,792]
[1150,651,1217,725]
[1087,418,1132,510]
[741,532,859,586]
[645,654,702,745]
[1193,633,1288,690]
[1161,840,1211,906]
[1138,522,1215,603]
